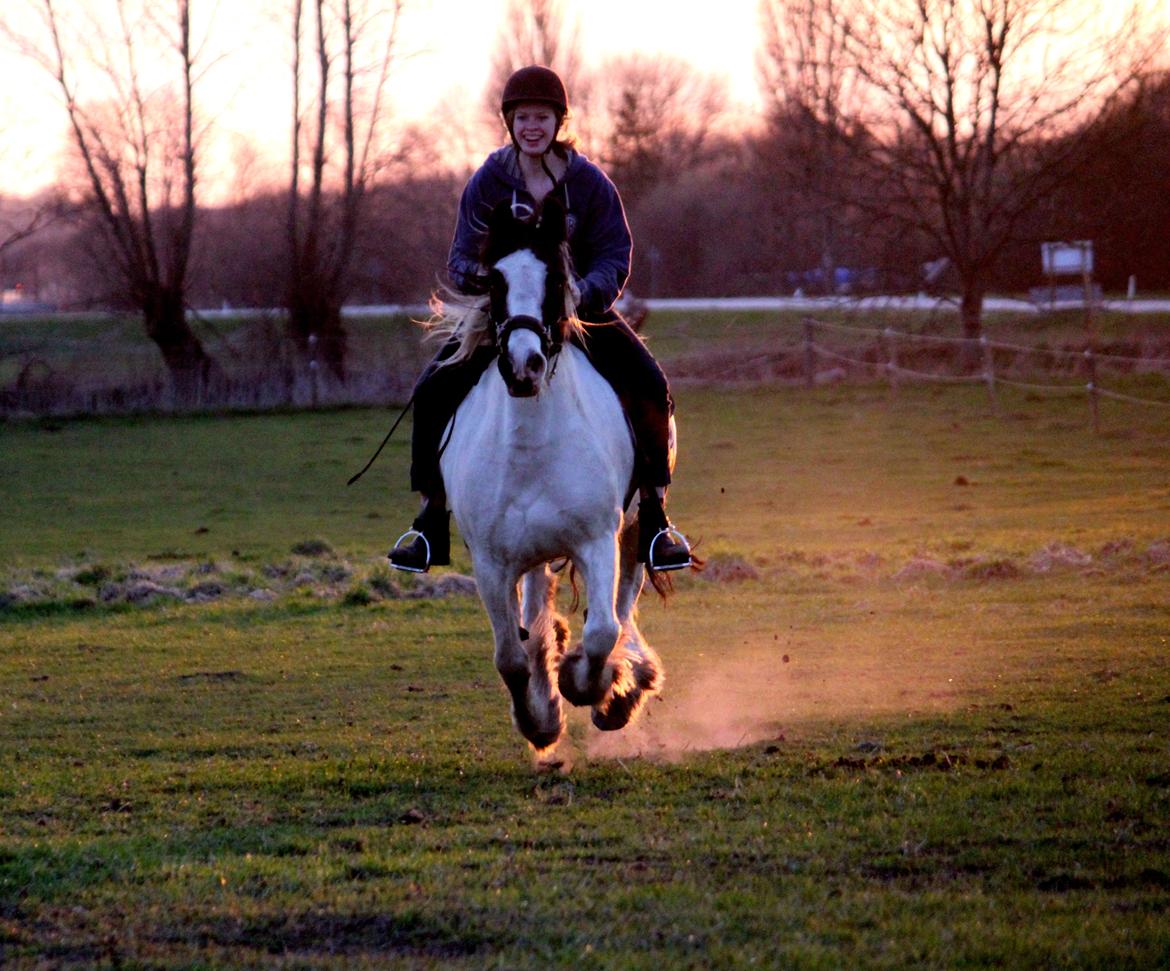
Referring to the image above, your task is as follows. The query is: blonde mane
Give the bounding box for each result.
[425,241,587,367]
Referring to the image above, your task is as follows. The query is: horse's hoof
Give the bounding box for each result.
[524,724,565,752]
[557,652,608,707]
[591,689,642,732]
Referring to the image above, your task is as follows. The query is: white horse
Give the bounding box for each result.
[436,200,667,756]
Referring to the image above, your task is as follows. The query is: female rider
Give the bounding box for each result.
[388,65,691,574]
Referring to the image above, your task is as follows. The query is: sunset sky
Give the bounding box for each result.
[0,0,763,200]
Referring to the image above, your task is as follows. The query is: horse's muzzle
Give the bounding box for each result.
[507,377,540,398]
[498,316,548,396]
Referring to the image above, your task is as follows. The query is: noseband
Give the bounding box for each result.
[494,312,565,389]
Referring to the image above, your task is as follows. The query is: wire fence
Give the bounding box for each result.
[797,316,1170,431]
[3,308,1169,426]
[0,314,433,419]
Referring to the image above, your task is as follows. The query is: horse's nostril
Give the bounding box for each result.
[526,352,545,375]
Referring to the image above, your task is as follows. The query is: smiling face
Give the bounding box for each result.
[510,101,559,157]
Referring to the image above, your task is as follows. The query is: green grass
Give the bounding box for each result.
[2,383,1170,967]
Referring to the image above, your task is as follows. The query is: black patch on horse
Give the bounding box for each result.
[482,199,571,352]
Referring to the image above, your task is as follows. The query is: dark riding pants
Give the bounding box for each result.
[409,315,674,497]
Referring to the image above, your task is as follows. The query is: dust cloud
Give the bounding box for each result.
[580,631,970,762]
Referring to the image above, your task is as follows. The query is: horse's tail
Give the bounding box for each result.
[647,548,704,600]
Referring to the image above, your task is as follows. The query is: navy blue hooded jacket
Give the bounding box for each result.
[447,146,632,321]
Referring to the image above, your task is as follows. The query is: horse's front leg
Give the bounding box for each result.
[476,558,564,752]
[558,536,622,707]
[591,520,663,731]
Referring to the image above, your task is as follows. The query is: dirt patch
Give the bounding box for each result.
[699,555,760,583]
[99,580,184,605]
[1147,541,1170,566]
[177,670,247,684]
[1029,543,1093,572]
[893,557,951,582]
[960,558,1024,581]
[0,553,481,614]
[415,573,478,598]
[290,539,334,557]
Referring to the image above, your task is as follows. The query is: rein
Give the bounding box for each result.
[347,311,566,487]
[346,390,416,486]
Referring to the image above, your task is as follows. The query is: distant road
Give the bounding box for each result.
[329,294,1170,318]
[638,295,1170,314]
[73,294,1164,320]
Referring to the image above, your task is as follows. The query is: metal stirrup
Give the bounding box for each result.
[648,527,692,572]
[388,529,430,574]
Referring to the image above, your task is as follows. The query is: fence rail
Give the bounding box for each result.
[3,309,1169,424]
[799,316,1170,431]
[0,324,431,419]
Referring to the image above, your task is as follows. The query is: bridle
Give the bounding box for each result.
[347,210,573,487]
[490,262,568,390]
[495,313,562,361]
[494,312,565,391]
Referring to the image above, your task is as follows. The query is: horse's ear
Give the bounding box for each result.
[487,200,517,240]
[538,197,567,245]
[484,201,518,262]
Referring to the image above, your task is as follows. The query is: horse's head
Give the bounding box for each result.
[483,199,570,397]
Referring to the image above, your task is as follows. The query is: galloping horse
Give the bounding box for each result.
[435,199,669,757]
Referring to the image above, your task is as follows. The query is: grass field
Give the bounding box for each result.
[2,375,1170,967]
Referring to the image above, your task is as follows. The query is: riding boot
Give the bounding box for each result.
[388,499,451,573]
[637,494,692,571]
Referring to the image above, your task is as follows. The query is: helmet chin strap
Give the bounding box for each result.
[510,137,560,186]
[539,151,558,185]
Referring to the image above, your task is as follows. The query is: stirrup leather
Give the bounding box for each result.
[648,527,692,572]
[388,528,430,574]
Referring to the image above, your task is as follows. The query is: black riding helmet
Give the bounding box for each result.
[501,65,568,117]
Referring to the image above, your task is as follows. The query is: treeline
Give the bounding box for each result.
[1,0,1168,401]
[7,64,1168,313]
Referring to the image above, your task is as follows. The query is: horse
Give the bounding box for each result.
[433,199,673,759]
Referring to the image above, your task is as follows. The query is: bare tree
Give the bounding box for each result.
[286,0,404,380]
[482,0,589,142]
[0,194,65,265]
[3,0,217,399]
[595,55,727,210]
[758,0,860,293]
[804,0,1163,338]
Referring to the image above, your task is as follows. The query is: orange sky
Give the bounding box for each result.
[0,0,763,201]
[3,0,1167,202]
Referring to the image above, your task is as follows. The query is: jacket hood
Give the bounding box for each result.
[482,145,585,190]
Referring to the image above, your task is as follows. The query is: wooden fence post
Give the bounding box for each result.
[884,327,899,396]
[308,333,320,409]
[981,335,999,415]
[1085,348,1100,433]
[803,318,816,389]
